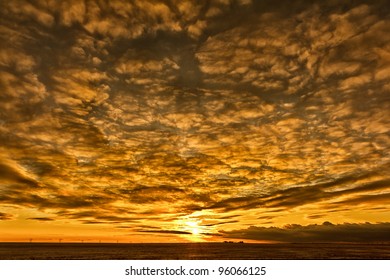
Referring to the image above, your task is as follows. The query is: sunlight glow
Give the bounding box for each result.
[185,221,200,235]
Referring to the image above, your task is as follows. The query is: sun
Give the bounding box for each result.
[185,220,200,235]
[175,214,210,242]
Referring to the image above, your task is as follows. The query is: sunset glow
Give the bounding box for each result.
[0,0,389,244]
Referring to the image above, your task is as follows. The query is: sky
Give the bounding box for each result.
[0,0,389,243]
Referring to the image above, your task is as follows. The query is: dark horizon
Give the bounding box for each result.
[1,242,389,260]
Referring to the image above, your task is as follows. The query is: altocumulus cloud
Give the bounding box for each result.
[0,0,389,241]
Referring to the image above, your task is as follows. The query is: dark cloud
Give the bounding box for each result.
[0,212,13,220]
[335,193,390,207]
[125,185,186,204]
[0,190,113,211]
[0,162,39,187]
[28,217,54,221]
[203,220,239,227]
[205,172,390,212]
[306,214,325,220]
[137,229,192,235]
[222,222,390,243]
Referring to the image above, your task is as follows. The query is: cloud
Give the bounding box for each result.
[221,222,390,243]
[28,217,54,221]
[120,185,186,204]
[0,212,13,220]
[0,160,39,187]
[0,49,36,72]
[4,0,54,27]
[0,188,114,212]
[137,229,192,235]
[59,0,86,27]
[0,0,389,241]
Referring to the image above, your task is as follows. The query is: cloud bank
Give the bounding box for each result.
[221,222,390,243]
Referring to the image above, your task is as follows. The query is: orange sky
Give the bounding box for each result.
[0,0,389,243]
